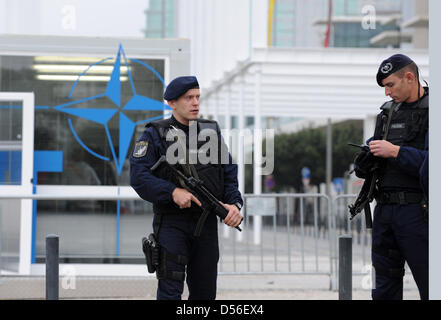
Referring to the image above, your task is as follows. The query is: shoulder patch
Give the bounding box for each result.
[132,141,149,158]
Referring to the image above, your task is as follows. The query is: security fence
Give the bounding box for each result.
[217,193,369,290]
[0,192,379,293]
[332,194,371,277]
[219,194,335,277]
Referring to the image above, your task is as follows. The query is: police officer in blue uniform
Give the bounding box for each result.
[368,54,428,300]
[419,141,428,198]
[130,76,243,300]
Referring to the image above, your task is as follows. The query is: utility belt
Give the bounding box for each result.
[376,191,424,205]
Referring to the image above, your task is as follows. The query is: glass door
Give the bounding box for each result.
[0,92,34,274]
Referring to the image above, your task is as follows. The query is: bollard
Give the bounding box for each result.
[46,234,59,300]
[339,234,352,300]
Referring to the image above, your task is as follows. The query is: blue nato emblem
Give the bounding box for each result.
[53,45,170,175]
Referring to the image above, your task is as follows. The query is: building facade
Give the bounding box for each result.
[144,0,177,38]
[0,35,190,274]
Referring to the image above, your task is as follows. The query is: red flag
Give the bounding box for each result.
[324,0,333,47]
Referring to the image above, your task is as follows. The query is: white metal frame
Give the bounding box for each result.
[0,92,35,274]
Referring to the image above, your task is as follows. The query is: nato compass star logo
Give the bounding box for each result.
[53,45,171,175]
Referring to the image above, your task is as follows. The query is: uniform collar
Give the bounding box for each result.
[170,115,190,132]
[401,86,429,109]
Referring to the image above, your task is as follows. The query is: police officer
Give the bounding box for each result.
[130,76,243,300]
[419,141,428,198]
[368,54,428,300]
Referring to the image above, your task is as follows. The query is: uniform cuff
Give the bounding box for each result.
[166,184,177,203]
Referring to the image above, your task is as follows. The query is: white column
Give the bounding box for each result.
[252,0,269,48]
[253,66,262,245]
[237,74,246,242]
[213,91,219,122]
[223,84,232,238]
[364,114,377,219]
[238,74,246,202]
[363,115,376,144]
[429,0,441,298]
[20,93,35,275]
[225,84,232,142]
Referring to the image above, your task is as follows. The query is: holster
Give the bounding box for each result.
[142,233,160,274]
[142,233,189,281]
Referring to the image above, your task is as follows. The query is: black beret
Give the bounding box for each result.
[376,54,414,87]
[163,76,199,101]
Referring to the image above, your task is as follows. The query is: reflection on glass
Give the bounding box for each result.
[0,103,22,185]
[0,55,165,186]
[0,53,165,261]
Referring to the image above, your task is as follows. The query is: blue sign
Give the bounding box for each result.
[53,44,171,175]
[265,175,275,190]
[333,178,344,193]
[301,167,311,179]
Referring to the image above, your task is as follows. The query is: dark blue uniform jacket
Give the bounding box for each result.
[366,131,428,189]
[130,121,243,208]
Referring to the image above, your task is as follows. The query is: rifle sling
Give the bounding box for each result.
[383,102,399,140]
[193,207,211,237]
[351,102,399,228]
[174,131,212,237]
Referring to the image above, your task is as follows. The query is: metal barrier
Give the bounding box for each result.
[46,234,59,300]
[1,192,383,293]
[332,194,371,277]
[332,194,412,294]
[338,235,352,300]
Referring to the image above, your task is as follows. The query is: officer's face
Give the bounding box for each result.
[382,72,413,103]
[169,88,200,125]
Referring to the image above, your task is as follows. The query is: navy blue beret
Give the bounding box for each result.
[163,76,199,100]
[376,54,414,87]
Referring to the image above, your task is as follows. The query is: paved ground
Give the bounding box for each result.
[2,210,420,300]
[0,273,420,300]
[216,274,420,300]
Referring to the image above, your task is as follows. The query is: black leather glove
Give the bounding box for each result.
[353,149,376,179]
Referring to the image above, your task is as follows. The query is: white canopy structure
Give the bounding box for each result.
[201,47,429,120]
[199,47,428,243]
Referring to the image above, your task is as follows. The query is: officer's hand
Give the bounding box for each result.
[172,188,202,209]
[369,140,400,158]
[221,203,243,228]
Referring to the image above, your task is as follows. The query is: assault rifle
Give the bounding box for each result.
[347,143,380,229]
[151,155,243,236]
[347,143,369,154]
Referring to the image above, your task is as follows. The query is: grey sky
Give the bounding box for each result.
[0,0,148,38]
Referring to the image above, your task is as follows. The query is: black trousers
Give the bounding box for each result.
[153,212,219,300]
[371,203,428,300]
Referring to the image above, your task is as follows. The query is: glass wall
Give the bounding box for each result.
[270,0,404,48]
[333,0,402,48]
[333,22,400,48]
[0,53,165,262]
[272,0,296,47]
[144,0,176,38]
[0,101,22,185]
